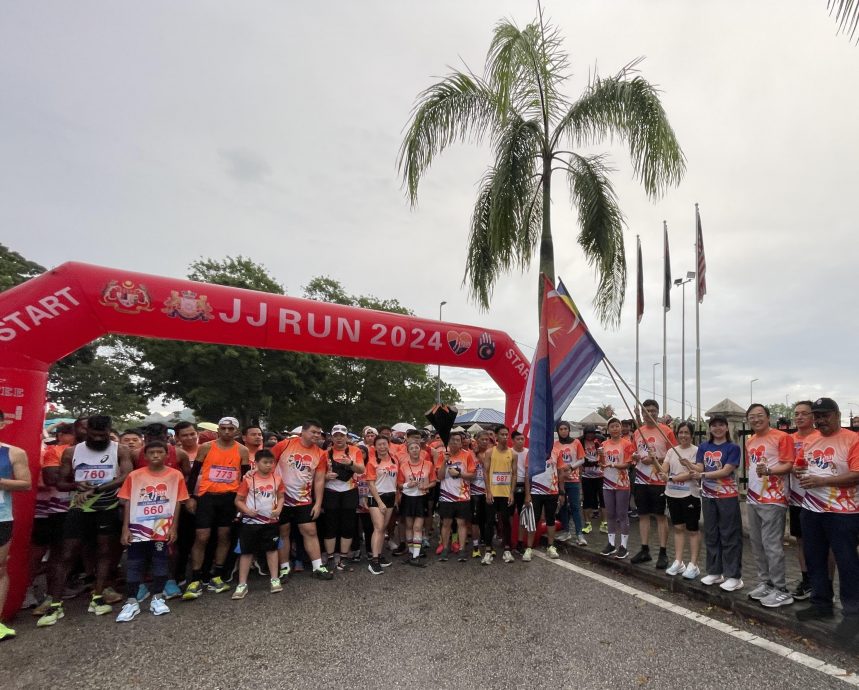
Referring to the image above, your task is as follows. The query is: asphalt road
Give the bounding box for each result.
[4,551,857,689]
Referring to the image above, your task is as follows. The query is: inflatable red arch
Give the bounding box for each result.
[0,262,528,617]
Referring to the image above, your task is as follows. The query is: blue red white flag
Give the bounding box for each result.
[513,276,606,476]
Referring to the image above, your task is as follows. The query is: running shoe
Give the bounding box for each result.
[101,586,123,605]
[719,577,744,592]
[163,580,182,600]
[32,596,54,617]
[88,595,112,616]
[582,522,593,534]
[631,547,651,564]
[451,541,461,554]
[437,548,449,562]
[792,581,811,601]
[481,552,493,566]
[547,545,559,559]
[628,509,639,519]
[36,603,64,627]
[393,543,408,557]
[422,537,430,549]
[471,547,481,559]
[457,550,467,563]
[614,546,629,560]
[312,566,334,580]
[600,543,617,556]
[576,534,588,546]
[387,539,399,551]
[182,580,203,600]
[22,587,38,609]
[681,564,700,580]
[556,531,572,543]
[406,557,427,568]
[150,597,170,615]
[279,564,291,579]
[368,560,384,575]
[795,605,835,622]
[665,560,686,576]
[0,623,16,640]
[115,601,140,623]
[599,521,608,534]
[379,555,392,568]
[207,576,231,594]
[700,574,725,586]
[435,544,445,556]
[761,588,794,608]
[748,582,772,600]
[350,551,362,563]
[522,548,533,562]
[270,578,283,593]
[61,581,88,600]
[502,550,514,563]
[655,551,669,570]
[231,584,249,600]
[135,584,151,603]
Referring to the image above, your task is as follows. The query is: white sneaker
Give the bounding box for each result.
[760,588,794,608]
[748,582,772,600]
[682,563,700,580]
[720,577,744,592]
[481,552,493,566]
[576,534,588,546]
[547,545,559,559]
[556,531,572,543]
[115,601,140,623]
[666,560,686,576]
[149,597,170,616]
[502,550,515,563]
[522,548,533,562]
[701,574,725,586]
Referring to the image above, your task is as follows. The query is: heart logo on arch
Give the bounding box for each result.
[447,330,472,355]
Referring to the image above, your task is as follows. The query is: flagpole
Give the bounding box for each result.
[635,234,641,405]
[695,203,702,431]
[662,221,668,414]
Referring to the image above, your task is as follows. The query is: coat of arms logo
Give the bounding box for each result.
[162,290,214,322]
[99,280,154,314]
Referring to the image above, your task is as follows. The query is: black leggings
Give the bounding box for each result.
[485,497,513,548]
[323,489,359,540]
[353,511,373,553]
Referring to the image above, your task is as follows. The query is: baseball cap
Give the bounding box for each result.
[331,424,348,435]
[811,397,839,413]
[708,414,728,426]
[362,426,378,436]
[218,416,239,428]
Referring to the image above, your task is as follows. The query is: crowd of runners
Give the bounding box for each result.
[0,396,857,640]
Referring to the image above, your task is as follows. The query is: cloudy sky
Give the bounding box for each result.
[3,1,859,423]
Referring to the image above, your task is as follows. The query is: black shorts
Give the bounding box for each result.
[279,504,315,525]
[633,484,666,516]
[438,500,470,521]
[531,494,559,525]
[323,488,359,512]
[63,508,121,540]
[367,492,396,509]
[32,513,67,547]
[0,520,12,547]
[666,495,701,531]
[789,504,803,538]
[400,494,427,518]
[428,484,440,506]
[238,523,279,555]
[513,483,527,513]
[195,491,238,529]
[582,477,605,510]
[470,494,487,523]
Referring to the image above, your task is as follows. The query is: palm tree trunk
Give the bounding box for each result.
[538,155,554,319]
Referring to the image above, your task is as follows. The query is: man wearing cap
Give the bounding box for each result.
[182,417,250,600]
[322,425,365,571]
[796,398,859,637]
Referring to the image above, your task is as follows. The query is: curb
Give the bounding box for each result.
[556,541,852,656]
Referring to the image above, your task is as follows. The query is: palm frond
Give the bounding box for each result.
[553,60,685,199]
[829,0,859,40]
[398,71,500,205]
[565,153,627,326]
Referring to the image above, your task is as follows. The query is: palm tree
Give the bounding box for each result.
[828,0,859,40]
[398,9,685,326]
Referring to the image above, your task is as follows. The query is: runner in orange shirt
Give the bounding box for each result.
[788,400,815,601]
[435,432,476,562]
[366,436,400,575]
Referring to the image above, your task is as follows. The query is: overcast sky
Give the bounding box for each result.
[3,1,859,424]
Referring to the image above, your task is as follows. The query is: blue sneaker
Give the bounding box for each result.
[135,584,150,603]
[163,580,182,600]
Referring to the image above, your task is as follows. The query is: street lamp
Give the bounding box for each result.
[750,378,759,405]
[674,271,695,420]
[436,301,447,404]
[652,362,660,398]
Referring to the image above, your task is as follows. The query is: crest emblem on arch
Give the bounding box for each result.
[99,280,154,314]
[162,290,213,322]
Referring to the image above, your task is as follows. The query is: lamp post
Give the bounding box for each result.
[652,362,660,398]
[436,301,447,404]
[750,378,759,405]
[674,271,695,420]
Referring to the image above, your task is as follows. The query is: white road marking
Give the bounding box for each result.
[537,552,859,686]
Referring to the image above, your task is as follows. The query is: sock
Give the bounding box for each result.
[280,562,289,570]
[641,544,650,551]
[192,569,203,583]
[608,533,616,546]
[473,539,479,547]
[658,546,667,554]
[311,558,322,570]
[212,564,225,579]
[410,541,421,558]
[126,597,137,604]
[621,534,629,548]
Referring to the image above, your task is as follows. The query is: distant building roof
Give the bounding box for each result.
[705,398,747,417]
[579,411,608,425]
[455,408,505,425]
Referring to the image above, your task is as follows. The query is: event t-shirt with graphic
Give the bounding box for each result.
[789,430,814,507]
[470,452,487,496]
[632,424,677,486]
[553,439,585,484]
[438,449,476,502]
[580,438,603,479]
[236,470,284,524]
[745,428,793,505]
[117,466,189,542]
[801,428,859,514]
[664,444,700,498]
[697,441,740,499]
[325,444,364,492]
[272,437,327,507]
[365,455,398,495]
[529,452,559,496]
[398,458,434,497]
[601,437,635,491]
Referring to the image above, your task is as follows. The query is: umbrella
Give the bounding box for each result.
[391,422,416,433]
[197,422,218,432]
[425,404,458,447]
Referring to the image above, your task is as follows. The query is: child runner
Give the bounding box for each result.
[232,449,285,599]
[116,440,189,622]
[397,439,434,567]
[598,418,635,559]
[660,421,702,579]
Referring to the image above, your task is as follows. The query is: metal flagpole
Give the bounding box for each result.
[662,221,669,413]
[635,234,641,404]
[695,203,704,431]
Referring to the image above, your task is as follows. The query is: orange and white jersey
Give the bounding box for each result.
[398,458,434,497]
[365,456,398,495]
[325,444,364,492]
[272,437,326,507]
[633,425,677,485]
[529,454,559,496]
[746,429,793,505]
[36,443,70,517]
[438,449,476,502]
[553,439,585,484]
[470,452,488,496]
[789,431,814,507]
[801,429,859,514]
[117,466,189,542]
[236,470,284,524]
[601,438,635,491]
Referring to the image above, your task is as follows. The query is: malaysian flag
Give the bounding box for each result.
[513,276,605,476]
[696,204,707,303]
[663,222,671,311]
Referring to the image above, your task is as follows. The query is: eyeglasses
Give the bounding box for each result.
[746,414,767,421]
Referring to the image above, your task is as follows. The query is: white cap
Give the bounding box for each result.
[331,424,348,436]
[362,426,378,436]
[218,417,239,428]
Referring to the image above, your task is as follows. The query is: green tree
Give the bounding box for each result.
[765,403,794,424]
[0,243,45,291]
[595,404,615,421]
[303,277,461,428]
[399,10,684,325]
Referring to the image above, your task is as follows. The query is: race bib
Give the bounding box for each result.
[492,471,511,486]
[208,465,238,484]
[74,464,115,485]
[133,499,173,523]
